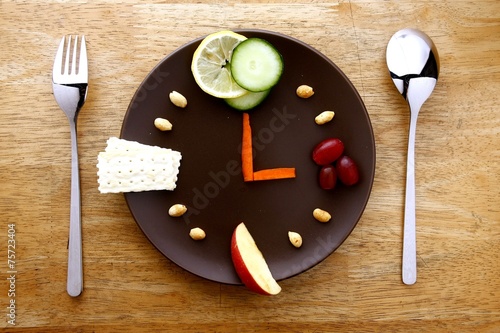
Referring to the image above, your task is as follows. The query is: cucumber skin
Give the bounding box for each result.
[230,38,284,92]
[224,89,271,111]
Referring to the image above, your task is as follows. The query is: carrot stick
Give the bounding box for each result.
[253,168,296,181]
[242,113,296,182]
[242,113,254,181]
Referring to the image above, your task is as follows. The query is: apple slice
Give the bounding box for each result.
[231,222,281,295]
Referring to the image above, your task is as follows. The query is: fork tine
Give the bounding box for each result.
[53,35,88,84]
[52,36,65,79]
[71,35,78,75]
[64,35,72,75]
[79,36,88,80]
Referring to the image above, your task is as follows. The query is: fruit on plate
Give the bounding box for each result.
[192,31,284,111]
[336,155,360,186]
[231,222,281,295]
[318,165,337,190]
[230,38,284,92]
[224,89,271,111]
[191,30,248,99]
[312,137,345,166]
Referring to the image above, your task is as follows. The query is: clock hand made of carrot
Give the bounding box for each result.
[241,112,296,182]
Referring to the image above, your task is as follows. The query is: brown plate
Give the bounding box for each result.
[120,29,375,285]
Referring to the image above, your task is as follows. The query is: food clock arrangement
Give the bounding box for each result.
[97,30,375,295]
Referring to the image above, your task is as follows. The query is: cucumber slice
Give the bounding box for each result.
[230,38,284,92]
[224,89,271,111]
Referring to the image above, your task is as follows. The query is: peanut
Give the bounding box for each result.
[169,91,188,108]
[189,227,206,240]
[288,231,303,248]
[168,204,187,217]
[315,111,335,125]
[313,208,331,223]
[296,85,314,98]
[154,118,172,131]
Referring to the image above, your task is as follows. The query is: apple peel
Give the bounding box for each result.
[231,222,281,295]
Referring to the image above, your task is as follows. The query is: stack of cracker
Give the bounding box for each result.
[97,137,182,193]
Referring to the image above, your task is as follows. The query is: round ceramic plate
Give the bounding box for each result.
[120,29,375,285]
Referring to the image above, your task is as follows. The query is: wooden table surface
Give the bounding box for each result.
[1,1,499,332]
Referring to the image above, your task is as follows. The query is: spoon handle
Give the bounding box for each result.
[402,111,418,285]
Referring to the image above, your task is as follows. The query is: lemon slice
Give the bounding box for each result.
[191,31,249,99]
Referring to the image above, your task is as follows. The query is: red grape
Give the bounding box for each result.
[319,165,337,190]
[312,138,344,166]
[336,155,359,186]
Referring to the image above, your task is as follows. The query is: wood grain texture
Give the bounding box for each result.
[0,0,499,332]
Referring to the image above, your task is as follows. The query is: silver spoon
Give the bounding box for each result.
[386,29,439,285]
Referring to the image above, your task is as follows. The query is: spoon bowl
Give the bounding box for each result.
[386,28,439,285]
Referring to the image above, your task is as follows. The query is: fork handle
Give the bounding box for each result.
[67,118,83,297]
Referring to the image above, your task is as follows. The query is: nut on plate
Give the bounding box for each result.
[288,231,303,248]
[169,91,188,108]
[154,118,173,131]
[313,208,331,223]
[296,85,314,98]
[315,111,335,125]
[168,204,187,217]
[189,227,206,240]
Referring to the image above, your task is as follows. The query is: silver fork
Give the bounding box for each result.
[52,35,88,297]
